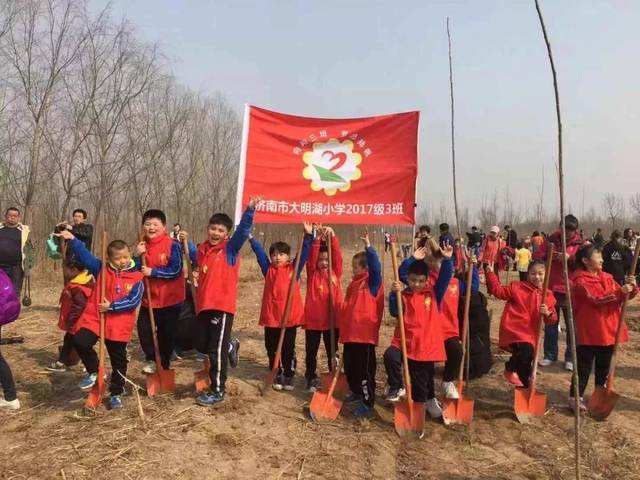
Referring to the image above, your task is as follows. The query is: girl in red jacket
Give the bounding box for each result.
[58,229,144,410]
[46,260,94,373]
[339,231,383,418]
[485,260,557,388]
[303,226,343,392]
[570,244,637,410]
[250,223,313,391]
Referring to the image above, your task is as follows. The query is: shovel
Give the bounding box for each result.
[587,242,640,421]
[443,255,475,425]
[141,246,175,396]
[261,235,304,395]
[85,231,108,409]
[390,242,425,438]
[310,355,345,422]
[181,237,210,393]
[514,245,554,423]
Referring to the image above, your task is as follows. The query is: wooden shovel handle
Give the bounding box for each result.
[140,234,163,370]
[457,254,474,393]
[98,231,107,375]
[181,237,198,307]
[390,242,413,412]
[327,230,336,372]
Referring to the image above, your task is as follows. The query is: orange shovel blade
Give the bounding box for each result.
[309,391,343,422]
[320,372,348,398]
[514,388,546,423]
[442,396,475,425]
[146,369,176,396]
[194,358,211,393]
[260,369,277,396]
[587,386,619,421]
[84,373,106,409]
[394,400,425,438]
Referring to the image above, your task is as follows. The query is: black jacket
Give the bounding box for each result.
[602,240,631,284]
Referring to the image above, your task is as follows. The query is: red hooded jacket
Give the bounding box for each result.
[390,287,447,362]
[196,240,241,315]
[72,266,144,342]
[533,230,583,294]
[259,263,304,328]
[339,272,384,345]
[486,271,557,350]
[304,235,343,331]
[142,234,185,309]
[571,269,637,346]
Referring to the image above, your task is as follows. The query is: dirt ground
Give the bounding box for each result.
[2,254,640,480]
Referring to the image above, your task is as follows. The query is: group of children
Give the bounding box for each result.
[5,204,628,423]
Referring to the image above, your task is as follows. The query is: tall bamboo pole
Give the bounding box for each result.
[534,2,581,478]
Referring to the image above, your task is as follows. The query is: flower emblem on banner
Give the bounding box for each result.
[302,139,362,196]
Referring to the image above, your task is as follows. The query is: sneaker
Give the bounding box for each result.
[306,377,320,393]
[272,374,284,391]
[345,392,363,405]
[171,351,183,362]
[564,361,574,372]
[568,396,587,412]
[109,395,123,410]
[426,398,443,419]
[196,352,207,362]
[352,401,374,418]
[0,397,20,410]
[282,376,295,391]
[503,370,524,387]
[385,387,406,403]
[228,338,240,368]
[45,361,67,373]
[196,391,224,406]
[538,358,554,367]
[78,373,97,390]
[442,381,460,400]
[142,362,156,374]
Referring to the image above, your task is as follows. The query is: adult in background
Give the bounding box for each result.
[504,225,518,249]
[622,228,637,252]
[534,214,584,371]
[466,226,482,256]
[170,223,181,241]
[56,209,93,252]
[0,207,31,296]
[602,230,632,286]
[591,228,605,249]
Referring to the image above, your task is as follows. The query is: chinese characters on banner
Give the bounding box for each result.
[234,105,419,225]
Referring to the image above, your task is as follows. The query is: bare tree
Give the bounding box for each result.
[602,193,624,231]
[629,193,640,223]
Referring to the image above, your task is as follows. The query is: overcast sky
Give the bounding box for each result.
[90,0,639,221]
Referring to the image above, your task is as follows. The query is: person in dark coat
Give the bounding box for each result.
[602,230,632,286]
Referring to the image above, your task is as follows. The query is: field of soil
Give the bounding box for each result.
[1,253,640,480]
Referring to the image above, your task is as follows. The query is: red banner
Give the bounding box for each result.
[235,105,418,225]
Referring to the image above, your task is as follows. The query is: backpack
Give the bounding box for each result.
[0,269,20,326]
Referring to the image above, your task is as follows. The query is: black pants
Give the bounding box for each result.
[518,271,528,281]
[264,326,297,378]
[344,342,377,407]
[58,333,76,364]
[383,345,435,402]
[194,310,234,394]
[0,264,23,298]
[73,328,128,396]
[304,328,339,380]
[137,304,181,369]
[506,342,534,388]
[443,336,463,382]
[0,327,17,401]
[570,345,614,397]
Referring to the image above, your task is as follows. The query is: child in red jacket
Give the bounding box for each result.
[250,223,313,391]
[303,225,343,392]
[339,231,383,417]
[485,261,557,388]
[134,209,185,375]
[184,197,259,406]
[385,245,454,420]
[570,244,637,410]
[58,230,144,410]
[46,260,94,373]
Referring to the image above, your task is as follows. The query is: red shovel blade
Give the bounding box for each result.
[309,390,343,422]
[514,387,546,423]
[442,396,475,425]
[146,368,176,397]
[84,369,106,410]
[194,357,211,393]
[320,372,348,399]
[587,386,619,421]
[394,400,425,438]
